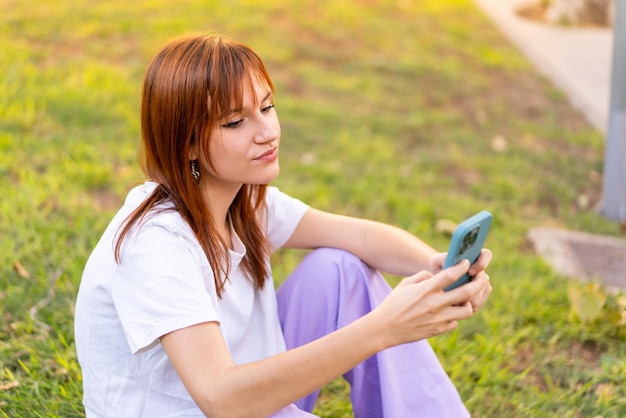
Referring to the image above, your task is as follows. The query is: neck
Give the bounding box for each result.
[198,180,241,248]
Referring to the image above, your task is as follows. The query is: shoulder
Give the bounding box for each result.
[263,186,310,249]
[115,182,200,260]
[124,182,194,237]
[264,186,309,214]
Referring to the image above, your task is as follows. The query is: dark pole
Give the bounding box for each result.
[599,0,626,228]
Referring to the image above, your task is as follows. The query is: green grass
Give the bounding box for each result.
[1,0,625,416]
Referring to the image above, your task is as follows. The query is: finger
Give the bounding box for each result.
[442,302,474,322]
[400,270,433,286]
[443,272,485,304]
[469,273,492,311]
[469,302,476,313]
[468,248,493,276]
[456,301,474,319]
[470,271,490,287]
[429,253,447,273]
[437,259,471,291]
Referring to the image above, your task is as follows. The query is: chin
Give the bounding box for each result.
[260,165,280,183]
[248,174,279,186]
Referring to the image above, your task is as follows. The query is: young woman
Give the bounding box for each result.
[74,34,493,418]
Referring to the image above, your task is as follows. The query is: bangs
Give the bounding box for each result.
[208,38,274,121]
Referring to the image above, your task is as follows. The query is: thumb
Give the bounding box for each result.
[437,259,471,290]
[429,252,447,273]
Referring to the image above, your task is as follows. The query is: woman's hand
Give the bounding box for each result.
[466,248,492,312]
[429,249,493,313]
[372,260,487,347]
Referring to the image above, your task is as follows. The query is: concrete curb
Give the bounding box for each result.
[528,227,626,290]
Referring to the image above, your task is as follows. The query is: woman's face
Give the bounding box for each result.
[197,77,281,194]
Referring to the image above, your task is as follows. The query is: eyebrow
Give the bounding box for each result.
[228,91,273,114]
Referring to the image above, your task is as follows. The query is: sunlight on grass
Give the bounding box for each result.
[1,0,625,416]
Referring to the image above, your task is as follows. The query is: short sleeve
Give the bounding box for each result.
[264,187,309,250]
[111,224,220,354]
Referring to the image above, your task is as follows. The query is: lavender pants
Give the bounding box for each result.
[271,248,470,418]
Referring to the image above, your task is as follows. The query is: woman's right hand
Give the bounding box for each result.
[371,260,483,347]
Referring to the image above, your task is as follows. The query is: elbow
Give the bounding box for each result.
[194,391,233,418]
[193,390,267,418]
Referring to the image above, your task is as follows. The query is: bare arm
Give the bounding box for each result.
[284,208,439,276]
[161,260,478,418]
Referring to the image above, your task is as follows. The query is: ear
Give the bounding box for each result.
[188,137,199,161]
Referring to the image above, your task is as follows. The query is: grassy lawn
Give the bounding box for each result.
[2,0,625,416]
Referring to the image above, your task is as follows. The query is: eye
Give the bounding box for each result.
[261,104,275,113]
[222,119,243,129]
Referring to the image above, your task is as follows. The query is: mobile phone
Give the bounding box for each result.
[443,210,492,291]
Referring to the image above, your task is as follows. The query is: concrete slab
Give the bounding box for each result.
[528,227,626,291]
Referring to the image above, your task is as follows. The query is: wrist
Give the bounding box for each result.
[361,308,396,351]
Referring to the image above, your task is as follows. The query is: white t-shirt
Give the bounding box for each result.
[74,182,309,417]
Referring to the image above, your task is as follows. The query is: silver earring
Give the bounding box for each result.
[190,160,200,183]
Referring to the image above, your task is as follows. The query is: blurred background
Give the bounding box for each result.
[1,0,624,416]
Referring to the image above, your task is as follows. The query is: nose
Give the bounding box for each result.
[254,116,280,144]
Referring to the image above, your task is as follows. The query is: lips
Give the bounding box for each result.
[254,147,278,161]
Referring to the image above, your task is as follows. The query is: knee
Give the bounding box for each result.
[303,247,361,267]
[298,247,375,289]
[302,248,367,281]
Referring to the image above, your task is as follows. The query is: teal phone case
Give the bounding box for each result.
[443,210,492,291]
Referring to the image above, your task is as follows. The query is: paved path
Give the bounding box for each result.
[473,0,613,135]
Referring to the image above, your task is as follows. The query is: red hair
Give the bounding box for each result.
[115,34,274,297]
